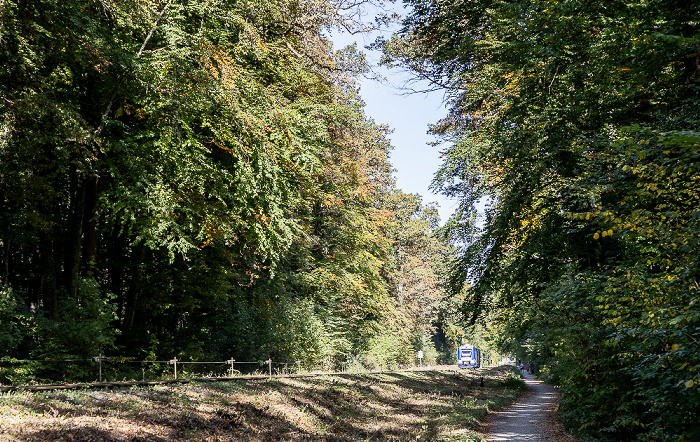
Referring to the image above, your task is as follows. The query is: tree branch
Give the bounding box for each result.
[93,0,173,139]
[137,0,174,58]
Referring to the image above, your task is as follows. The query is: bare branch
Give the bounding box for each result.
[137,0,173,58]
[92,0,173,139]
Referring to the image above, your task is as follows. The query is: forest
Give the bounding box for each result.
[382,0,699,440]
[1,0,699,440]
[0,0,469,381]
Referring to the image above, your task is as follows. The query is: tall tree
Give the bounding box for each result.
[385,0,699,439]
[2,0,436,380]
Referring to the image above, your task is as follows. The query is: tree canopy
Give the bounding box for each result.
[0,0,468,384]
[384,0,699,439]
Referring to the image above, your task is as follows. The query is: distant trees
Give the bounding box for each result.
[0,0,455,381]
[385,0,699,439]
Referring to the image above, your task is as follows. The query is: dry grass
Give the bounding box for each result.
[0,366,522,441]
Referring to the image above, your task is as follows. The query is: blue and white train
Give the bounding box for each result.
[457,344,481,368]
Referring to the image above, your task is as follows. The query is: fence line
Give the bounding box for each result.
[0,355,446,392]
[0,358,273,365]
[0,366,453,393]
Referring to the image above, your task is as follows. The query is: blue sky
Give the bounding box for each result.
[360,72,457,223]
[330,18,458,225]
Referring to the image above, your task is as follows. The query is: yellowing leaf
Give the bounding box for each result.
[685,379,694,388]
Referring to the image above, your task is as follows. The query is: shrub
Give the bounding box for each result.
[498,370,526,390]
[0,286,22,352]
[43,279,118,356]
[365,329,401,370]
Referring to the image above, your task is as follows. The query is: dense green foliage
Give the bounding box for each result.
[0,0,471,383]
[385,0,699,440]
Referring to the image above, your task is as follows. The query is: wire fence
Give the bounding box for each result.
[0,355,445,391]
[0,355,318,388]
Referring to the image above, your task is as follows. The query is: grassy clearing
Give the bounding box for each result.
[0,365,523,441]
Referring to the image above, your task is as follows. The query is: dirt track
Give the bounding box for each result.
[485,371,578,441]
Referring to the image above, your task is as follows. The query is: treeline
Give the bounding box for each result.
[0,0,463,382]
[384,0,699,440]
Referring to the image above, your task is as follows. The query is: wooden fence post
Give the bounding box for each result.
[92,354,103,382]
[169,357,178,379]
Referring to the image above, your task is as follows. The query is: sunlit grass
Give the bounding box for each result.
[0,366,522,441]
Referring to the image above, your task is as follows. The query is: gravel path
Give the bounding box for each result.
[485,371,577,441]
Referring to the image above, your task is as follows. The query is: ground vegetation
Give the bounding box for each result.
[0,366,521,441]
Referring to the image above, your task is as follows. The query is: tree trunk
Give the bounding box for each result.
[64,166,87,299]
[0,187,8,286]
[39,235,58,317]
[1,238,8,287]
[123,245,146,330]
[107,231,126,323]
[82,176,99,277]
